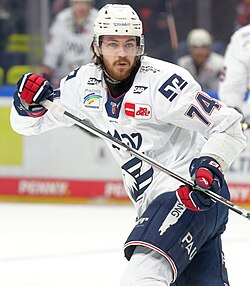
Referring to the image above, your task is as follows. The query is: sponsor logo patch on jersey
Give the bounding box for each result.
[133,86,148,94]
[140,65,160,73]
[125,102,151,119]
[87,77,102,85]
[83,89,103,109]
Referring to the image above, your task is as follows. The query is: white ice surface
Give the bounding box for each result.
[0,203,249,285]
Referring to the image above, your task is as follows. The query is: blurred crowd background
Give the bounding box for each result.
[0,0,249,92]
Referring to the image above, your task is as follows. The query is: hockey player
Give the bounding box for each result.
[10,4,246,286]
[218,24,250,128]
[40,0,98,86]
[177,29,224,92]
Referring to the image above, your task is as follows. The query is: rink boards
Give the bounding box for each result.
[0,176,249,206]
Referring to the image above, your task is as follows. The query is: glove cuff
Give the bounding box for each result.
[13,91,47,117]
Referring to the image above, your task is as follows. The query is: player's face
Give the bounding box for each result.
[72,1,91,18]
[100,36,138,81]
[190,46,210,65]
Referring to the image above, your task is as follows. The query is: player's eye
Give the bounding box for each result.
[125,43,135,49]
[108,42,118,48]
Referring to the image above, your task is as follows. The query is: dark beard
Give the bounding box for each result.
[103,57,138,81]
[103,61,141,98]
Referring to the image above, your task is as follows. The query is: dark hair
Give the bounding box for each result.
[90,41,103,66]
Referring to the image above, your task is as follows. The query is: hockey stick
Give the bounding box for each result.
[165,0,178,63]
[43,101,250,220]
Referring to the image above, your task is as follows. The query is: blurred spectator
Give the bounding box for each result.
[218,24,250,125]
[40,0,98,87]
[177,29,224,92]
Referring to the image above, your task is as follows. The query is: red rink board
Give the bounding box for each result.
[0,177,250,205]
[0,177,128,203]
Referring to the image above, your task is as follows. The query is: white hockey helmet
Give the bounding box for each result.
[187,29,212,48]
[93,4,144,55]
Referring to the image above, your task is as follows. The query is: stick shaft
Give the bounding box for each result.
[165,0,178,50]
[165,0,178,63]
[44,101,250,220]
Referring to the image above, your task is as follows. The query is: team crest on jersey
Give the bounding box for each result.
[125,102,151,119]
[83,89,103,109]
[133,86,148,94]
[87,77,102,85]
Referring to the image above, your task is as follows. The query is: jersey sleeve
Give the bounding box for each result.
[218,26,250,109]
[10,68,86,136]
[153,66,247,167]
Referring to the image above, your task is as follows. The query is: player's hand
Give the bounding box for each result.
[17,73,54,104]
[233,107,250,130]
[241,115,250,130]
[13,73,54,117]
[177,156,224,211]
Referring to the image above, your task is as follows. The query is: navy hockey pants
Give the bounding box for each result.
[124,185,230,285]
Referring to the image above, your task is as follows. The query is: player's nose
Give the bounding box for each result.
[116,46,127,57]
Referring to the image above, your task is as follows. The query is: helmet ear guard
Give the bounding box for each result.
[136,35,145,56]
[93,4,144,56]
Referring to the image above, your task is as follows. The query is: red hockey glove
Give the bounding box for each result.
[177,156,224,211]
[13,73,54,117]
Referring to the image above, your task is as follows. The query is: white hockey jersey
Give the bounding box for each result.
[42,7,98,79]
[11,56,247,216]
[218,24,250,110]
